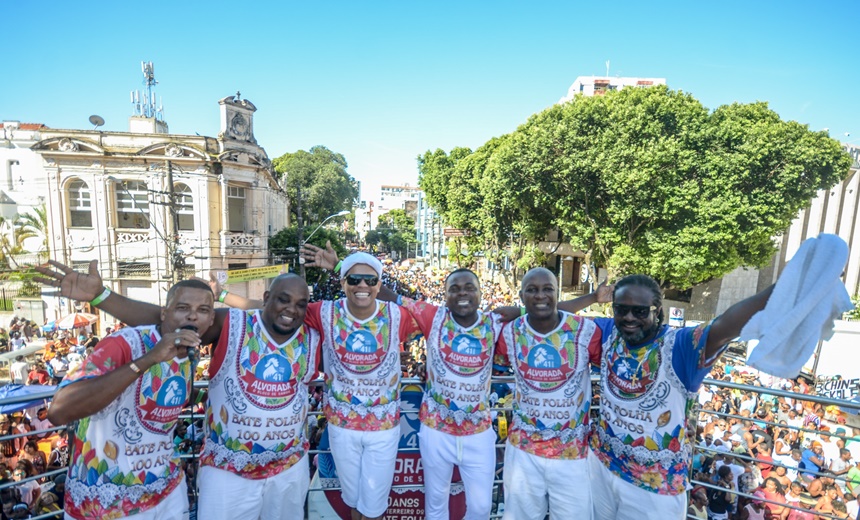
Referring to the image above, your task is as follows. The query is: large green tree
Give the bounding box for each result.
[273,146,359,226]
[368,209,417,256]
[420,86,852,289]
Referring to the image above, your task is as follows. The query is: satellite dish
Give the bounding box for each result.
[89,115,105,129]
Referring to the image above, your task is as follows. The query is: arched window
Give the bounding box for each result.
[116,180,149,229]
[175,183,194,231]
[67,179,92,227]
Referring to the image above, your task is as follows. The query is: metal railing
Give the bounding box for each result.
[1,373,858,519]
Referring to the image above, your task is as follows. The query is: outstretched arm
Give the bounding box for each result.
[48,329,200,425]
[557,280,614,314]
[35,260,162,326]
[206,272,264,310]
[706,285,774,360]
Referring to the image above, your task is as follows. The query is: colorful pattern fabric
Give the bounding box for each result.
[200,309,321,480]
[315,300,408,431]
[495,312,600,460]
[591,322,711,496]
[401,299,502,436]
[60,326,189,519]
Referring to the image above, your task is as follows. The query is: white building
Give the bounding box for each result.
[559,76,667,103]
[0,121,51,257]
[29,94,288,326]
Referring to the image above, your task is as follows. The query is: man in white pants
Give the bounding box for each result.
[42,277,213,520]
[300,252,419,520]
[587,274,775,520]
[37,263,321,520]
[386,268,502,520]
[493,268,602,519]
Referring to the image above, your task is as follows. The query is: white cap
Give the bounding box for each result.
[340,252,383,278]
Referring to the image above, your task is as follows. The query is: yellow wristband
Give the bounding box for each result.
[128,362,142,374]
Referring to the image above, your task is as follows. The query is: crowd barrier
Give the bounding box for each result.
[1,374,858,519]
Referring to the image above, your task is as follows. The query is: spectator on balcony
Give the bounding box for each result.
[801,442,826,482]
[26,363,49,386]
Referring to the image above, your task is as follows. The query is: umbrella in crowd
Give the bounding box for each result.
[41,321,57,332]
[57,312,98,330]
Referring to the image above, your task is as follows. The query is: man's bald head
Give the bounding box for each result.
[521,267,558,289]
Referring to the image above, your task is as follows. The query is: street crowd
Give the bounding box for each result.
[3,243,856,520]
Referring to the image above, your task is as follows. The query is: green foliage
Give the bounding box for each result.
[272,146,359,226]
[14,205,48,253]
[268,225,347,283]
[844,295,860,321]
[368,209,418,255]
[419,86,852,289]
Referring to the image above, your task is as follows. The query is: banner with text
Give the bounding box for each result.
[223,264,290,285]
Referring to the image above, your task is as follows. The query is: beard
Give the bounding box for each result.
[619,322,661,345]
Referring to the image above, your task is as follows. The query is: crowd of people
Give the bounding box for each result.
[690,363,860,520]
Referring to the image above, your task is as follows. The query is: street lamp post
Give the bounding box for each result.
[298,210,350,274]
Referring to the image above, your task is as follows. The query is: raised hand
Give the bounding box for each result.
[595,280,615,304]
[34,260,104,302]
[300,240,339,270]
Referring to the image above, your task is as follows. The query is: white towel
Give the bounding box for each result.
[739,233,854,379]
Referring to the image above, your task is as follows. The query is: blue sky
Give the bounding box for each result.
[3,1,858,202]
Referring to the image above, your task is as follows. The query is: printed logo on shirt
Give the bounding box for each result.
[606,343,661,399]
[337,329,386,374]
[238,351,299,408]
[137,374,187,433]
[439,334,488,376]
[519,344,574,392]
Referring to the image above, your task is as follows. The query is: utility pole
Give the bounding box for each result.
[296,185,305,277]
[166,160,182,283]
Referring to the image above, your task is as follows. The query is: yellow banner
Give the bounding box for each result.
[225,264,290,284]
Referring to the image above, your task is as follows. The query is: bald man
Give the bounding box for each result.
[35,263,321,520]
[493,268,602,519]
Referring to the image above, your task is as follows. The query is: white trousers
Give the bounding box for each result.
[588,449,687,520]
[65,478,188,520]
[196,455,309,520]
[502,442,592,520]
[328,424,400,518]
[418,425,496,520]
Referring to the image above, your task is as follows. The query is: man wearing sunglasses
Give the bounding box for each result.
[35,262,321,520]
[301,240,504,520]
[584,274,775,520]
[298,250,420,520]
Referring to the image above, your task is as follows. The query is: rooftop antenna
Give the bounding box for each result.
[130,61,164,120]
[89,115,105,130]
[605,60,610,77]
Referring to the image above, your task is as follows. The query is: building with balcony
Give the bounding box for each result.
[30,94,288,325]
[558,75,666,102]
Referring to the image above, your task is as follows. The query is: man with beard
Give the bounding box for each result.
[493,268,602,519]
[43,277,213,519]
[35,262,321,520]
[585,274,775,520]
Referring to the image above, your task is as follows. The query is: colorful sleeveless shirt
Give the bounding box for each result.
[591,323,710,495]
[403,299,502,436]
[495,312,600,460]
[200,309,321,479]
[61,326,190,519]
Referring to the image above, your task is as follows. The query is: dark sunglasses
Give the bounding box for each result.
[612,303,656,319]
[345,274,379,287]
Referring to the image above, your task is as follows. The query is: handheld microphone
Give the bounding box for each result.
[180,325,199,362]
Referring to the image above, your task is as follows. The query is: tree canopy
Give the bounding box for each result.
[366,209,417,255]
[273,146,359,227]
[419,86,852,289]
